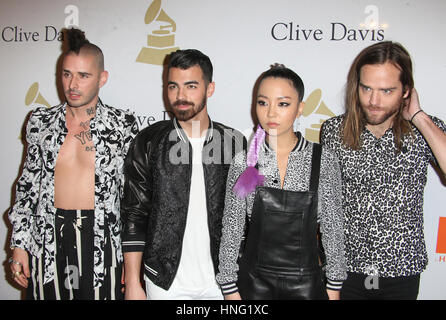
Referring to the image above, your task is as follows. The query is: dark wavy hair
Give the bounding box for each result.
[167,49,213,84]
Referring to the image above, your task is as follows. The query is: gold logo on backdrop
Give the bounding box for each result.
[21,82,51,139]
[136,0,179,65]
[302,89,336,143]
[25,82,50,108]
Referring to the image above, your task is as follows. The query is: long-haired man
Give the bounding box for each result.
[321,41,446,299]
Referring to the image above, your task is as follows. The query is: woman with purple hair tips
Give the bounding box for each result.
[216,64,347,300]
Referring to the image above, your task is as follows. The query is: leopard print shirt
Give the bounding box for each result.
[320,114,446,277]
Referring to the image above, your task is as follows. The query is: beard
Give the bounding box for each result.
[362,99,403,126]
[171,96,207,121]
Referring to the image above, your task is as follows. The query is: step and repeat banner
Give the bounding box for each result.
[1,0,445,299]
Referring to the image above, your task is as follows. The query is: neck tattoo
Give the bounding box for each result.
[86,107,95,116]
[68,106,75,118]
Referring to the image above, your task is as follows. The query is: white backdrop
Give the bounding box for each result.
[1,0,445,299]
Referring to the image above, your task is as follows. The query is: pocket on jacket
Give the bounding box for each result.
[144,264,158,277]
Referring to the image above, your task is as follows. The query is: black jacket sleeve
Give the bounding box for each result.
[121,131,153,253]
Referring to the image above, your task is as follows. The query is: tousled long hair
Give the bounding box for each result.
[342,41,413,151]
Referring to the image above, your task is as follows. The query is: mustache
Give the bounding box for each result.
[66,89,81,95]
[172,100,194,107]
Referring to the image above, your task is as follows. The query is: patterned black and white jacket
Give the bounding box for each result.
[8,100,139,288]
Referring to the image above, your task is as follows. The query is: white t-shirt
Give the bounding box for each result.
[145,136,222,300]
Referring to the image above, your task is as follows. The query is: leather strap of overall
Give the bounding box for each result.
[309,143,322,193]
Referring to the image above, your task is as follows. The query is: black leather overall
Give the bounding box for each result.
[238,144,328,300]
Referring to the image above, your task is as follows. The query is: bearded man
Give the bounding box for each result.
[121,49,246,300]
[321,41,446,300]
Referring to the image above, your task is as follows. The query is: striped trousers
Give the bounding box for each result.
[26,209,123,300]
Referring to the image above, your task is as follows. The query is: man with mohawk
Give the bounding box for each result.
[8,28,138,300]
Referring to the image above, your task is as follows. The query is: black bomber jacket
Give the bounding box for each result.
[121,117,246,290]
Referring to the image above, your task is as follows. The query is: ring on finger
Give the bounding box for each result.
[8,258,22,267]
[13,271,22,278]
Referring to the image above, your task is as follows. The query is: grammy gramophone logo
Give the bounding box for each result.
[302,89,336,143]
[25,82,50,108]
[20,82,50,139]
[136,0,179,65]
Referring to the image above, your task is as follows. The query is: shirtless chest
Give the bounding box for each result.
[54,119,96,209]
[60,121,96,162]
